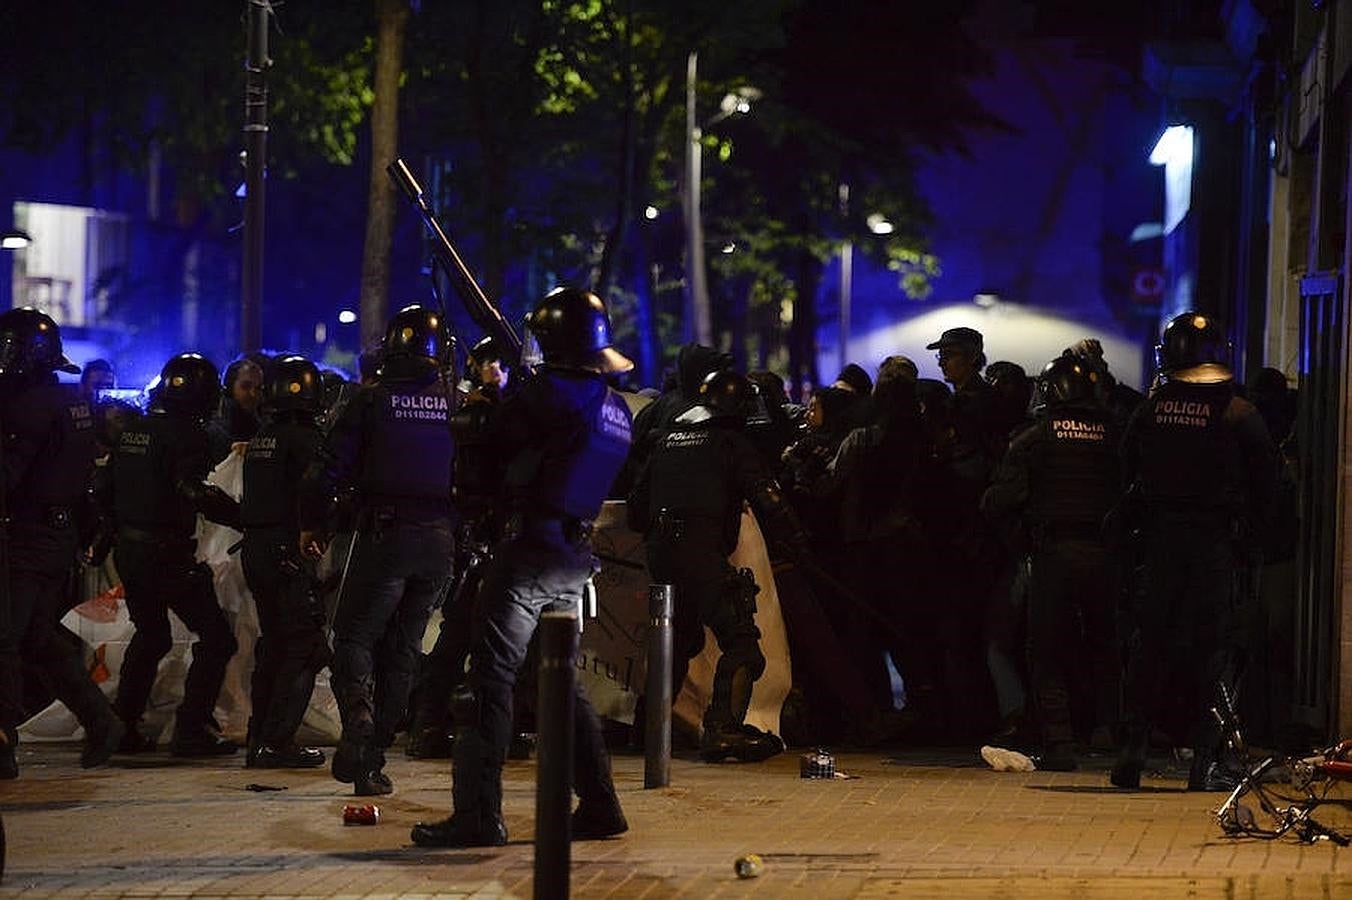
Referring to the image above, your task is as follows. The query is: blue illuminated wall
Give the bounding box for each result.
[817,40,1164,391]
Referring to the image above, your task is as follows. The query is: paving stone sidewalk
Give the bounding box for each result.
[1,744,1350,898]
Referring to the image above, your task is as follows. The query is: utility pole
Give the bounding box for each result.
[241,0,271,353]
[683,50,712,346]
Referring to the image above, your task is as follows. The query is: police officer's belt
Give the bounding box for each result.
[11,504,74,530]
[365,497,452,524]
[119,524,195,547]
[1036,521,1103,541]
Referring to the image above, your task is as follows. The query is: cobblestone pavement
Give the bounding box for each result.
[2,743,1350,898]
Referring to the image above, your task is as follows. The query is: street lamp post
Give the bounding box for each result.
[683,51,711,346]
[683,51,757,348]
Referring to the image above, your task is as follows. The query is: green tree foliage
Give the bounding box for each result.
[0,1,375,220]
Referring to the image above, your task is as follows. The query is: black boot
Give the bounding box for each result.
[81,713,126,769]
[571,801,628,840]
[699,724,784,763]
[249,743,326,769]
[1110,727,1147,789]
[413,728,507,847]
[331,736,365,784]
[171,718,238,757]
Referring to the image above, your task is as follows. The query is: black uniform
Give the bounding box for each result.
[240,415,328,758]
[0,379,122,767]
[110,409,241,748]
[299,359,455,787]
[983,404,1122,762]
[434,366,631,842]
[1119,379,1276,781]
[629,404,800,760]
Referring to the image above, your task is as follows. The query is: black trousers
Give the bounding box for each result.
[113,535,238,731]
[241,528,330,748]
[330,518,453,747]
[0,523,114,741]
[645,537,765,731]
[452,520,617,820]
[1026,537,1118,746]
[1121,514,1236,749]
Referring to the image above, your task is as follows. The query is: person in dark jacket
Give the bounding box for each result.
[629,369,812,762]
[108,352,243,757]
[240,355,329,769]
[207,357,264,465]
[411,287,633,848]
[982,356,1123,770]
[0,309,125,778]
[298,306,456,796]
[1112,312,1277,790]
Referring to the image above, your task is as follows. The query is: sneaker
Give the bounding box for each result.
[170,726,239,757]
[248,743,326,769]
[571,801,628,840]
[81,716,126,769]
[410,814,507,848]
[355,768,394,796]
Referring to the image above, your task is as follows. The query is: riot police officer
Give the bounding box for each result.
[0,308,125,778]
[298,305,456,796]
[982,356,1122,771]
[1112,313,1277,790]
[629,368,810,763]
[240,355,329,768]
[406,336,511,760]
[411,287,633,848]
[109,352,242,756]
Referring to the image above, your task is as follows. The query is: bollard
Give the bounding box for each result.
[534,611,577,900]
[644,584,674,789]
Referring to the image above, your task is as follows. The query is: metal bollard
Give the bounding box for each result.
[644,584,674,789]
[534,611,577,900]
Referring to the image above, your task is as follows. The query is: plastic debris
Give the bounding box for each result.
[980,745,1036,772]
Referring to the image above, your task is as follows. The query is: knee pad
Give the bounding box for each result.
[719,634,766,681]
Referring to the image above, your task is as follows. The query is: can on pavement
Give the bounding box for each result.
[343,804,380,825]
[800,748,836,779]
[734,853,764,879]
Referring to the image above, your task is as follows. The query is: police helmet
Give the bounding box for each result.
[1039,355,1099,408]
[469,335,506,365]
[1156,312,1232,384]
[0,307,80,377]
[525,287,633,374]
[698,369,751,419]
[263,354,323,413]
[383,304,449,367]
[155,353,221,419]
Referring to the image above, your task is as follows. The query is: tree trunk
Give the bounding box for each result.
[788,250,822,401]
[595,0,635,295]
[358,0,410,350]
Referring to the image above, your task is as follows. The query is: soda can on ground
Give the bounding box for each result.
[343,804,381,825]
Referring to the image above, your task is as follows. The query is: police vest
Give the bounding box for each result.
[645,421,751,549]
[241,419,320,530]
[513,372,632,521]
[1026,409,1118,526]
[8,383,96,516]
[1135,382,1243,513]
[359,378,454,504]
[113,414,205,535]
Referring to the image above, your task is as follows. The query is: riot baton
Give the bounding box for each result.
[534,611,577,900]
[644,584,673,789]
[387,158,522,360]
